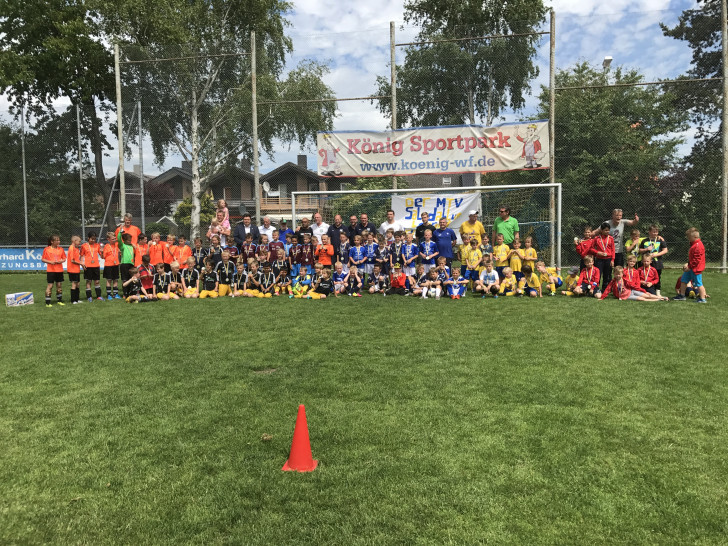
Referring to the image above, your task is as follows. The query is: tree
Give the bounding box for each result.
[115,0,336,239]
[0,0,118,232]
[173,194,217,239]
[533,63,688,255]
[375,0,546,127]
[661,0,723,254]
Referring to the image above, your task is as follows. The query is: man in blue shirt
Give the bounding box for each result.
[433,217,458,267]
[278,219,294,242]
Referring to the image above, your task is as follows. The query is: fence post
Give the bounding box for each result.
[21,102,29,249]
[76,105,86,240]
[549,9,556,267]
[390,21,398,191]
[138,100,145,233]
[114,42,126,218]
[251,31,261,225]
[722,0,727,273]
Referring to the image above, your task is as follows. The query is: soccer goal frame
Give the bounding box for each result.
[291,183,562,268]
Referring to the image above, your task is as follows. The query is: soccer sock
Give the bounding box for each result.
[45,295,51,305]
[549,283,556,292]
[56,291,63,302]
[95,286,101,298]
[86,288,92,299]
[106,284,112,297]
[113,285,118,296]
[71,288,78,303]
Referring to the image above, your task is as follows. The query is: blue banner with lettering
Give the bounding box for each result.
[0,248,48,271]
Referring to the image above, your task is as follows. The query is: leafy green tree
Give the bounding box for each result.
[115,0,336,239]
[375,0,546,127]
[173,194,216,239]
[661,0,723,254]
[530,63,688,256]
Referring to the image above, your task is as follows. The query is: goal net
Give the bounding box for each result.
[292,184,562,267]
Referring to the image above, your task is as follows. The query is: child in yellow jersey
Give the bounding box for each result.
[522,236,538,271]
[492,233,510,280]
[458,234,471,277]
[518,264,542,297]
[536,260,563,296]
[498,267,518,296]
[507,238,525,281]
[561,266,580,296]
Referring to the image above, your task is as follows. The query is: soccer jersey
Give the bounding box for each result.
[66,246,81,274]
[241,242,257,262]
[117,231,135,264]
[539,267,561,285]
[127,278,143,296]
[153,272,170,294]
[419,241,437,265]
[315,244,334,266]
[168,270,182,288]
[314,278,334,294]
[337,242,350,265]
[365,242,379,264]
[480,269,498,285]
[80,242,101,268]
[276,273,291,287]
[182,267,199,289]
[215,261,236,285]
[299,243,314,266]
[272,259,287,278]
[464,247,482,270]
[208,245,223,266]
[163,244,177,265]
[192,247,208,271]
[371,274,389,291]
[416,274,429,287]
[256,243,269,260]
[436,267,450,283]
[390,242,403,266]
[260,271,276,291]
[148,241,165,265]
[245,270,262,290]
[522,272,541,289]
[139,264,155,290]
[333,271,347,284]
[102,243,119,266]
[43,246,66,273]
[176,245,192,268]
[268,241,285,260]
[493,244,510,267]
[564,274,579,291]
[509,249,524,272]
[480,243,494,259]
[135,243,148,267]
[201,270,218,291]
[639,237,667,269]
[401,243,418,266]
[499,275,518,292]
[349,245,366,265]
[523,248,538,270]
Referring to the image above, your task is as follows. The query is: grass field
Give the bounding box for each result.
[1,272,727,544]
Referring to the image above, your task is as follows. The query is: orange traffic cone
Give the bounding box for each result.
[282,404,318,472]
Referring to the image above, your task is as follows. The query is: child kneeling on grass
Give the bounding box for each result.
[573,255,601,298]
[498,267,518,296]
[445,269,468,299]
[199,259,219,298]
[518,264,542,297]
[309,268,335,299]
[475,261,499,298]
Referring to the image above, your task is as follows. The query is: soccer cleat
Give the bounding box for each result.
[289,295,294,299]
[72,301,78,305]
[97,297,104,301]
[46,304,52,308]
[550,292,556,296]
[696,298,707,303]
[493,294,498,299]
[56,302,65,306]
[672,294,687,301]
[107,295,113,300]
[87,297,93,303]
[114,294,121,299]
[482,295,486,298]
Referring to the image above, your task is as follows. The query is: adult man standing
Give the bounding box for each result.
[379,209,403,235]
[460,210,486,244]
[433,217,458,267]
[601,208,639,267]
[415,212,437,241]
[356,213,377,238]
[233,213,260,246]
[296,216,314,243]
[259,216,275,242]
[115,213,141,245]
[346,214,359,245]
[311,212,330,243]
[491,206,519,245]
[327,214,347,255]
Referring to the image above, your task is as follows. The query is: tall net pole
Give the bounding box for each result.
[722,0,727,273]
[114,42,126,217]
[76,105,86,240]
[549,9,556,266]
[252,31,261,225]
[390,21,398,191]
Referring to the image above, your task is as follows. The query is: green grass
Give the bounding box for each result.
[1,272,727,544]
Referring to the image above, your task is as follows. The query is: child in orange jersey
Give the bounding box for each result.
[42,234,66,307]
[81,231,103,301]
[102,231,121,299]
[67,235,83,304]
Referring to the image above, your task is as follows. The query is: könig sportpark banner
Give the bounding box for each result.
[317,120,548,178]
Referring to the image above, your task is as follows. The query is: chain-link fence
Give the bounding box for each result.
[1,5,724,269]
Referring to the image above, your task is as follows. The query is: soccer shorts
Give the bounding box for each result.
[184,287,198,297]
[199,290,218,299]
[103,265,119,280]
[218,284,232,297]
[681,270,703,288]
[84,267,100,281]
[245,289,261,297]
[46,272,64,283]
[256,292,273,298]
[364,263,374,275]
[525,287,538,296]
[68,272,80,282]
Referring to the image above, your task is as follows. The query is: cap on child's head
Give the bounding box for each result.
[394,263,401,269]
[568,266,579,275]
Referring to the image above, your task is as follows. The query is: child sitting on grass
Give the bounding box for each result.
[573,255,601,298]
[475,260,499,298]
[498,267,518,296]
[518,264,542,297]
[561,266,580,296]
[600,266,666,301]
[199,259,219,299]
[536,261,562,296]
[344,265,363,297]
[445,269,468,299]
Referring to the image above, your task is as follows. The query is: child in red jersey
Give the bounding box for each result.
[675,227,707,303]
[638,254,660,295]
[574,225,593,270]
[590,222,615,291]
[42,234,66,307]
[573,255,601,298]
[601,266,665,301]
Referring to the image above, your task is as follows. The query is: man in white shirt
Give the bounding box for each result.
[259,216,275,242]
[379,209,403,235]
[311,212,330,243]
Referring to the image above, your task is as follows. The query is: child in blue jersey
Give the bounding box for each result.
[349,235,367,272]
[344,265,363,297]
[363,232,379,282]
[411,264,429,297]
[445,269,468,299]
[338,232,350,274]
[377,234,390,275]
[475,260,500,298]
[291,265,312,298]
[402,232,418,277]
[333,262,347,295]
[390,231,405,270]
[368,264,389,295]
[435,256,451,284]
[418,229,438,274]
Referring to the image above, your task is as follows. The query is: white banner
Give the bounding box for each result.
[317,121,548,177]
[392,193,480,238]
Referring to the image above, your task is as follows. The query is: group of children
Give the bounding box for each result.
[40,218,708,305]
